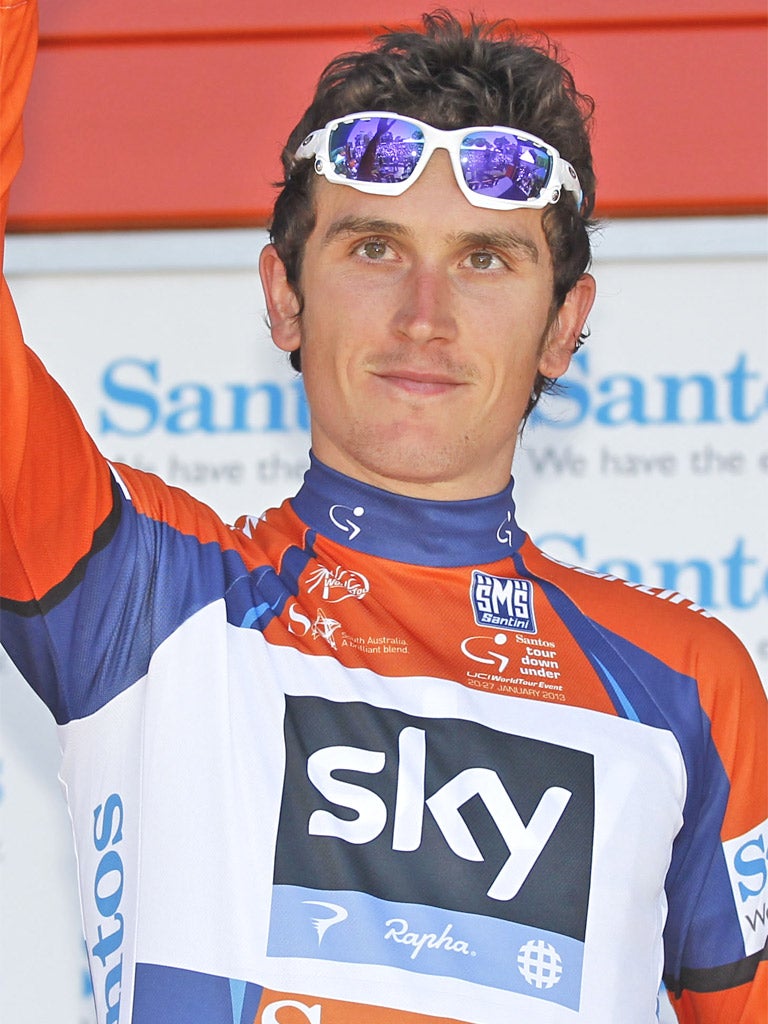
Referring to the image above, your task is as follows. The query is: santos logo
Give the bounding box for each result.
[274,698,594,937]
[531,350,765,428]
[724,818,768,957]
[90,793,125,1024]
[98,358,309,436]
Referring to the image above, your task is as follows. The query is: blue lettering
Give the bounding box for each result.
[99,358,310,435]
[104,957,123,1024]
[726,353,766,423]
[532,351,765,429]
[535,534,766,616]
[93,793,124,851]
[595,374,648,426]
[166,382,216,433]
[100,358,159,436]
[227,382,287,432]
[94,849,124,918]
[658,373,719,423]
[91,913,124,967]
[91,792,125,1023]
[724,537,767,609]
[735,835,768,901]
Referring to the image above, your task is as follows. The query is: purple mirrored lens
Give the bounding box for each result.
[328,117,425,183]
[460,131,553,202]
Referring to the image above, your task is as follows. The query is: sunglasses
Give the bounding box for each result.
[295,111,583,211]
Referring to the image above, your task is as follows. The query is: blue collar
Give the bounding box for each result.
[290,454,525,567]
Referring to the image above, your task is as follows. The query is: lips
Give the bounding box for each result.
[372,368,468,396]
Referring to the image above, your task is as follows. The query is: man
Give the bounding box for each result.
[1,5,765,1023]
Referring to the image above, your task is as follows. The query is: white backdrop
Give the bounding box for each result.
[1,217,766,1022]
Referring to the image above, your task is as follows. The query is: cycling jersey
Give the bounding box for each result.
[2,4,766,1022]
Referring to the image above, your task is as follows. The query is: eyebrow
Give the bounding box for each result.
[451,229,541,264]
[321,217,541,265]
[322,216,413,246]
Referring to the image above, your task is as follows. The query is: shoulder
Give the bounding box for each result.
[520,536,758,684]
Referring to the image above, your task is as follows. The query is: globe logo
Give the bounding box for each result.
[517,939,563,989]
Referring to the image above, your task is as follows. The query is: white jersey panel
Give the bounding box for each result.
[59,600,686,1023]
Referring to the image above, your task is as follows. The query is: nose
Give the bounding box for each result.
[392,263,458,344]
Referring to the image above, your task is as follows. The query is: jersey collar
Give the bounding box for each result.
[290,453,525,567]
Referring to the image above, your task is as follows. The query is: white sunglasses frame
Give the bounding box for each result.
[294,110,583,211]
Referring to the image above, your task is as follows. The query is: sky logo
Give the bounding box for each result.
[268,698,593,1009]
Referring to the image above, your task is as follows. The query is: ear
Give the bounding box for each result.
[538,273,596,378]
[259,243,302,352]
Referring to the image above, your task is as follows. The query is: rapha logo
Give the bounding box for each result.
[470,572,536,634]
[461,633,510,673]
[303,900,348,945]
[384,918,475,961]
[306,564,370,603]
[329,504,365,540]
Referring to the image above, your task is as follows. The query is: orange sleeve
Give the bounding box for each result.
[670,965,767,1024]
[1,0,116,605]
[0,0,34,212]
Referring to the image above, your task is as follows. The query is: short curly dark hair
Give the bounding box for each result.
[269,9,596,417]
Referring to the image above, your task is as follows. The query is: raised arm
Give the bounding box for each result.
[1,0,119,618]
[0,1,246,725]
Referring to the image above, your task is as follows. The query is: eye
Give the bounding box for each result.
[355,238,392,261]
[465,250,505,271]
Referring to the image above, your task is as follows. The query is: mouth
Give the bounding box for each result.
[372,369,468,396]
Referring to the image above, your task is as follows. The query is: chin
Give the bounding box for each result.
[354,438,475,489]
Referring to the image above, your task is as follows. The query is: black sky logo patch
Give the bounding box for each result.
[274,697,593,937]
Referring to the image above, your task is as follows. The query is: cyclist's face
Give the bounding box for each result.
[261,152,594,499]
